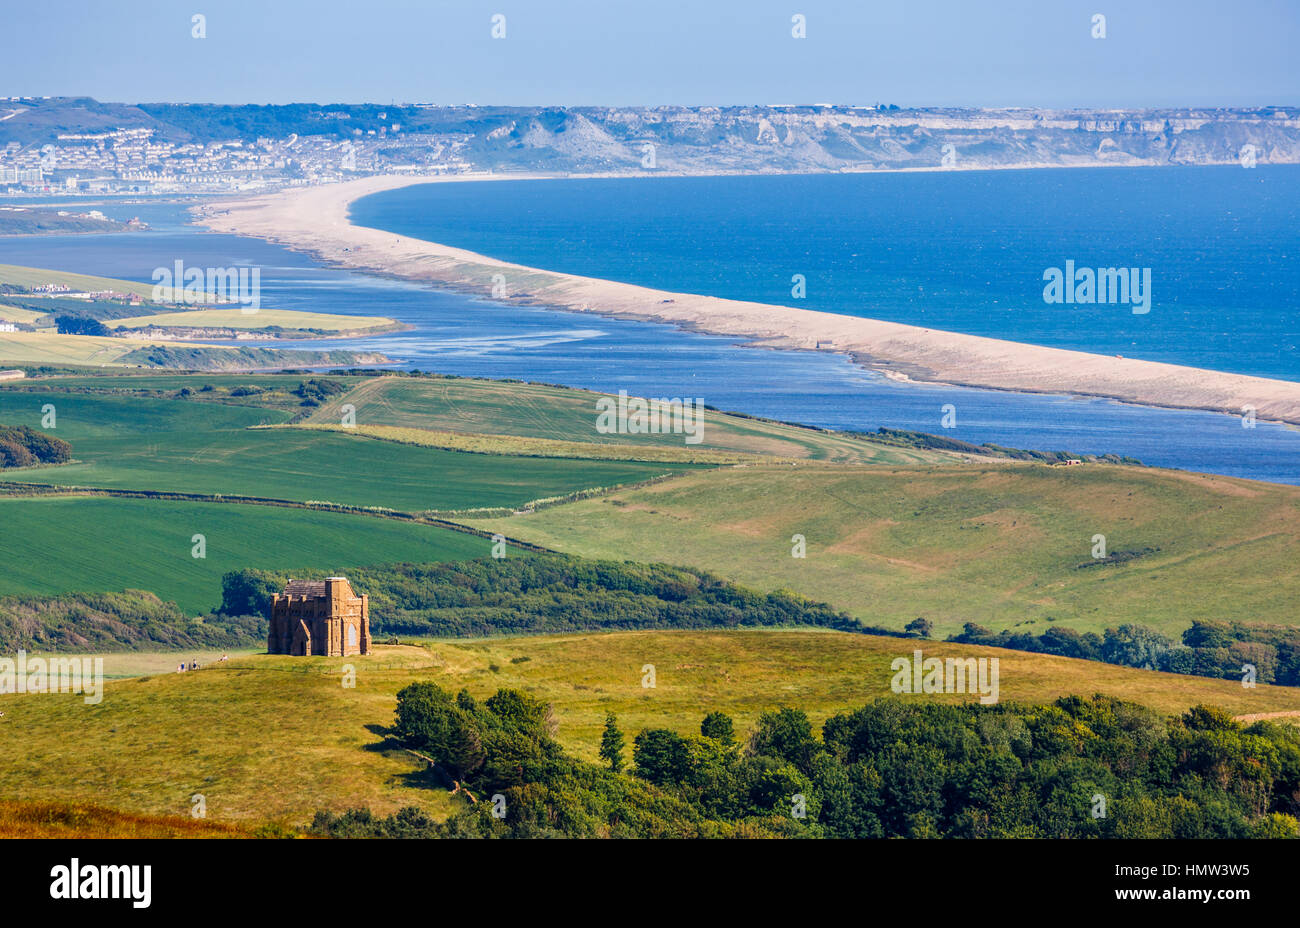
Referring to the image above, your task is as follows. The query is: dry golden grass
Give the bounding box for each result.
[265,422,768,464]
[2,632,1294,831]
[308,376,960,465]
[112,308,399,332]
[0,800,255,838]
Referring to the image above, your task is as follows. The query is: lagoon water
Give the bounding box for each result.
[3,192,1298,484]
[352,167,1300,383]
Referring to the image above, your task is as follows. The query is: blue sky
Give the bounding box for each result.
[3,0,1297,107]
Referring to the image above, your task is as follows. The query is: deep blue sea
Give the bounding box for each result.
[3,184,1298,484]
[352,167,1300,382]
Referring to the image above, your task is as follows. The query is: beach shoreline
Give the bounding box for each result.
[195,173,1300,427]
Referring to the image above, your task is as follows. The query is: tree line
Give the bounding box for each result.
[309,685,1300,839]
[220,556,860,639]
[0,589,263,652]
[949,620,1300,687]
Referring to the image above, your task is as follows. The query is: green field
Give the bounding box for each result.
[0,496,491,613]
[12,373,368,391]
[309,376,957,465]
[0,388,288,437]
[11,372,369,407]
[0,389,694,512]
[1,631,1293,827]
[468,462,1300,639]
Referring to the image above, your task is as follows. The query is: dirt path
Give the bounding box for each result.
[1233,710,1300,723]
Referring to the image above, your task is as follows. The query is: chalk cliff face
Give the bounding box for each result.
[3,97,1298,177]
[495,106,1300,173]
[384,104,1300,173]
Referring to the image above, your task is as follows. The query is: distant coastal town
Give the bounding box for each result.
[2,97,1298,196]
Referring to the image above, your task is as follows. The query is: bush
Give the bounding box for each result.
[0,425,72,468]
[55,314,110,336]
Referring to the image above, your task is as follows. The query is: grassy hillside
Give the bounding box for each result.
[10,372,369,392]
[112,307,400,333]
[1,632,1293,827]
[0,209,130,235]
[0,801,255,838]
[0,389,695,512]
[8,372,370,414]
[0,331,159,366]
[0,387,289,436]
[271,422,768,464]
[0,262,162,301]
[0,304,49,324]
[308,375,960,465]
[467,462,1300,638]
[0,496,490,613]
[0,331,386,370]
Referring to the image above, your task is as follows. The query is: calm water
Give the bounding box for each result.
[352,167,1300,382]
[2,194,1297,484]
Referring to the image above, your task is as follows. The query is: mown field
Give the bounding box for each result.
[0,263,161,301]
[273,422,768,464]
[467,462,1300,639]
[0,304,49,324]
[0,331,387,370]
[0,331,169,366]
[0,264,398,335]
[1,631,1294,828]
[112,307,399,332]
[0,389,694,512]
[308,375,957,465]
[0,496,491,612]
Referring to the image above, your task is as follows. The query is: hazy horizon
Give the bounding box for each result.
[4,0,1298,109]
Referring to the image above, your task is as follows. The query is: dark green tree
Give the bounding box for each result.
[600,712,625,773]
[700,711,735,747]
[749,707,820,775]
[904,617,934,638]
[633,729,691,786]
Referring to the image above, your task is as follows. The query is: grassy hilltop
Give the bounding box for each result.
[1,368,1298,836]
[2,634,1295,829]
[303,375,957,465]
[469,463,1300,639]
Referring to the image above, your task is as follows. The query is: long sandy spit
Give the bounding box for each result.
[197,174,1300,426]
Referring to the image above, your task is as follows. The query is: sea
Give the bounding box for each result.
[3,166,1298,484]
